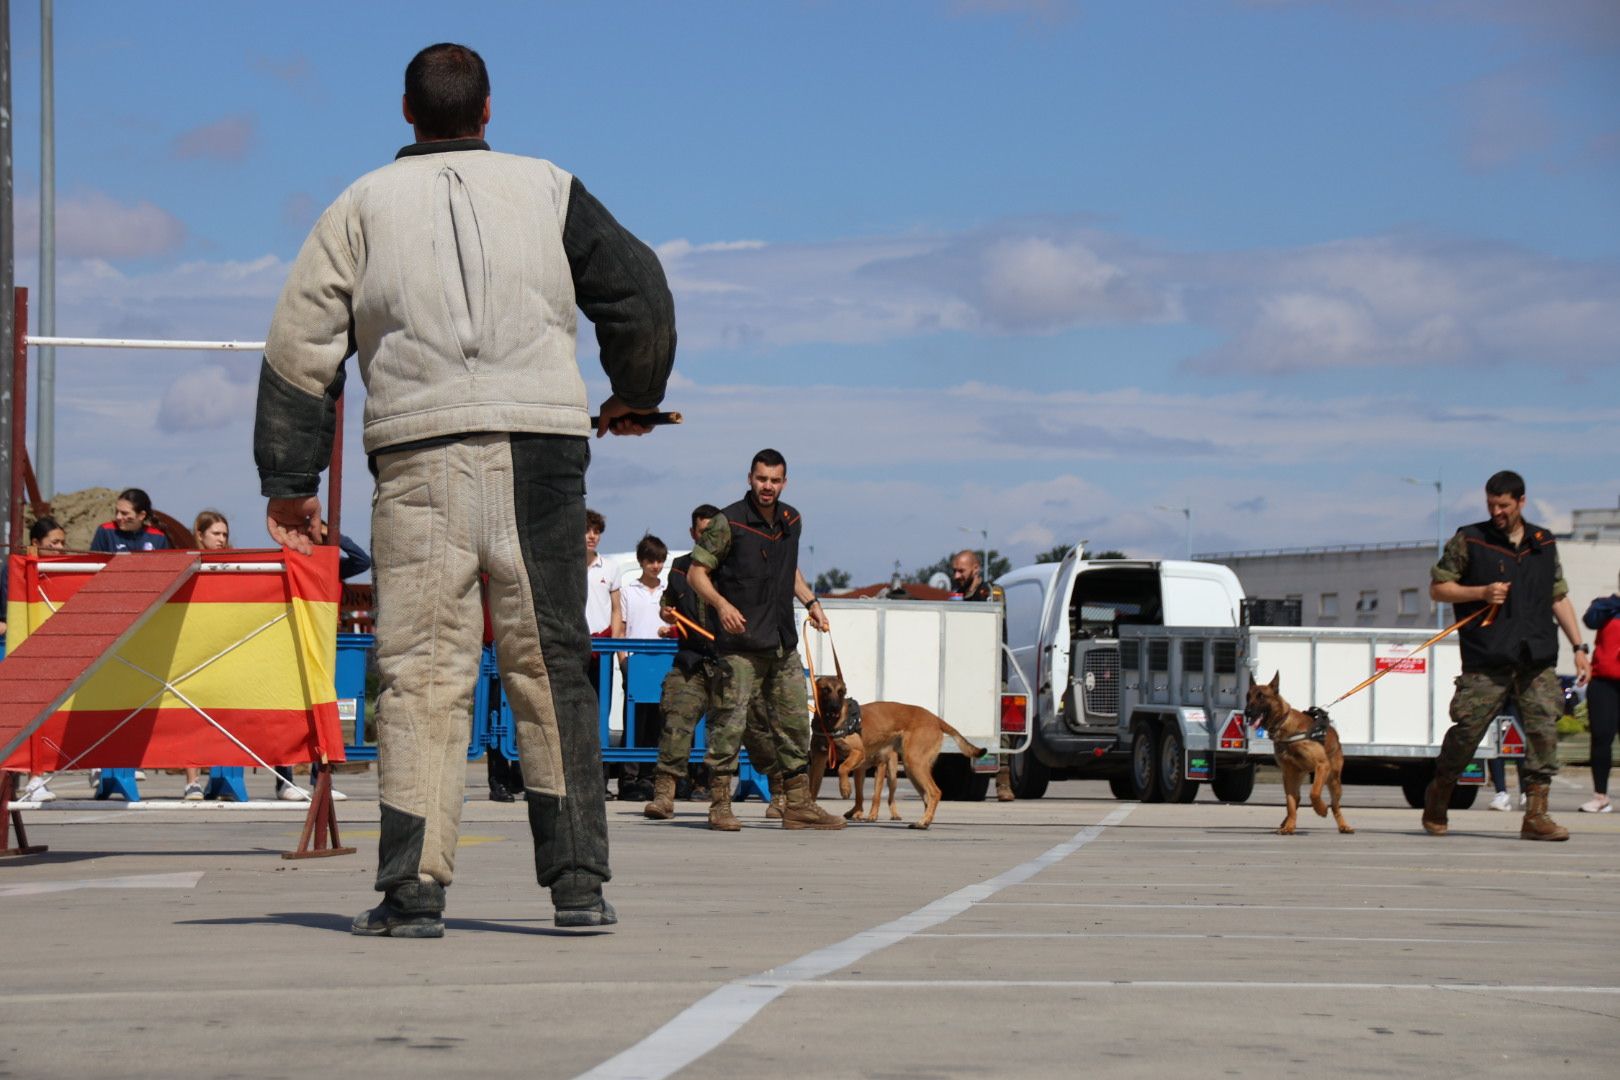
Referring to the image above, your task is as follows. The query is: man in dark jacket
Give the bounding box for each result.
[255,43,674,937]
[687,449,844,831]
[1423,470,1592,841]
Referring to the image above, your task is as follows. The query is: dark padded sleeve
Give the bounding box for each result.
[562,177,676,410]
[254,358,347,499]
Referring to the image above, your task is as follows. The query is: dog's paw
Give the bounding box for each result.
[1338,824,1356,834]
[890,812,903,822]
[1312,800,1328,817]
[838,780,852,799]
[842,806,859,820]
[1276,825,1296,835]
[908,821,930,830]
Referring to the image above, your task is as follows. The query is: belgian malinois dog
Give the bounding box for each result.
[811,674,985,830]
[1245,672,1354,836]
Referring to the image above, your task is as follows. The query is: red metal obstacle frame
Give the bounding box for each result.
[3,286,353,859]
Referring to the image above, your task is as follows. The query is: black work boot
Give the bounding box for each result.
[352,880,445,939]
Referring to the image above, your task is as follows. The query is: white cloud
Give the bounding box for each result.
[157,365,259,432]
[171,114,258,163]
[15,191,186,260]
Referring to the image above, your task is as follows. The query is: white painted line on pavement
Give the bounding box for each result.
[800,978,1620,994]
[977,901,1614,915]
[1023,879,1615,893]
[0,871,204,898]
[575,806,1137,1080]
[913,931,1511,945]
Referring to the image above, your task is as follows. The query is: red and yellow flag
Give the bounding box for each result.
[2,548,346,771]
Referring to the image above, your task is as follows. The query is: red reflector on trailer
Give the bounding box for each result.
[1218,711,1247,751]
[1001,694,1027,734]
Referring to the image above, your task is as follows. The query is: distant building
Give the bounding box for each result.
[1200,497,1620,676]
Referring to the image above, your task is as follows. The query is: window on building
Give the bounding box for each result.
[1356,590,1378,613]
[1320,593,1339,617]
[1399,588,1419,616]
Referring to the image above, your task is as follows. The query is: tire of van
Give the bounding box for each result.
[1008,729,1050,800]
[1156,725,1200,804]
[1107,774,1135,800]
[1401,768,1429,809]
[1130,723,1163,803]
[1210,762,1256,804]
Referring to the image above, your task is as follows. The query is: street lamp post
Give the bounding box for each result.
[1403,474,1444,629]
[1155,501,1192,560]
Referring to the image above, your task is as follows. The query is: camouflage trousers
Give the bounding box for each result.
[707,648,811,776]
[655,662,778,779]
[1436,664,1562,787]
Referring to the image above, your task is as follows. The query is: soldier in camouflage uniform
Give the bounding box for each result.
[1424,470,1593,841]
[687,449,845,831]
[643,505,781,820]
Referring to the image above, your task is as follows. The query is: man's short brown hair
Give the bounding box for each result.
[585,509,606,533]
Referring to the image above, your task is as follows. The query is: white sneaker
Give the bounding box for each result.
[1518,791,1529,809]
[134,770,147,781]
[182,782,204,802]
[22,778,55,803]
[278,786,309,801]
[88,768,101,788]
[1488,790,1512,811]
[330,788,349,802]
[1578,794,1612,814]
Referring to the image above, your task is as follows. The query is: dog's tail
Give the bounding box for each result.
[940,721,986,761]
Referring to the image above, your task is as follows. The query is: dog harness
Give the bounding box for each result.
[1274,706,1333,746]
[832,697,863,740]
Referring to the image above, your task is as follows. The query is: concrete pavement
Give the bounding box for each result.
[2,767,1616,1079]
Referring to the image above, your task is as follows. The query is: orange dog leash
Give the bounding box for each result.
[1323,603,1498,709]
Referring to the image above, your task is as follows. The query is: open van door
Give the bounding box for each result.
[1159,561,1244,629]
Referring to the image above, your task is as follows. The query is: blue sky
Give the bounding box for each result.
[6,0,1617,583]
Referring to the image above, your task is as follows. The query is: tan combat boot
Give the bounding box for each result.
[1421,777,1453,836]
[708,777,742,832]
[643,773,677,820]
[765,774,785,820]
[1520,783,1570,842]
[995,765,1015,803]
[781,773,846,830]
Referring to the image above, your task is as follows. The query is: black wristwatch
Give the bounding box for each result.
[1574,643,1590,655]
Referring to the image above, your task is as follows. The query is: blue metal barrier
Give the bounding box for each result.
[203,766,249,802]
[336,632,377,762]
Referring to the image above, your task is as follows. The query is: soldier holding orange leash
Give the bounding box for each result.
[1422,470,1591,841]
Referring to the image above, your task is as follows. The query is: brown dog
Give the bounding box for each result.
[812,675,985,829]
[1245,672,1354,836]
[831,730,903,821]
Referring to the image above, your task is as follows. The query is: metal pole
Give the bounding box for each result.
[36,0,52,498]
[1183,502,1192,560]
[1434,473,1444,630]
[0,0,14,551]
[9,288,27,552]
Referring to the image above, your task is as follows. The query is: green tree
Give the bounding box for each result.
[1034,544,1070,564]
[1093,549,1127,560]
[813,567,851,594]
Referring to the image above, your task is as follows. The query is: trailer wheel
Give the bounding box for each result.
[1130,723,1162,803]
[1107,774,1135,800]
[934,756,990,801]
[1210,763,1256,804]
[1448,784,1479,810]
[1401,768,1431,809]
[1157,725,1200,804]
[1008,729,1050,800]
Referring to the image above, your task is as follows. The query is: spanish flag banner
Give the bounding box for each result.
[2,547,346,771]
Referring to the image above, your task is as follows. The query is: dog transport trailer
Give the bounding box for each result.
[999,546,1246,799]
[1099,623,1490,808]
[797,596,1006,800]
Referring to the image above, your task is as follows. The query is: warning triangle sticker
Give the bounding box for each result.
[1500,719,1526,755]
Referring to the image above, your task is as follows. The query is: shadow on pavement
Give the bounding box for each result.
[176,912,602,937]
